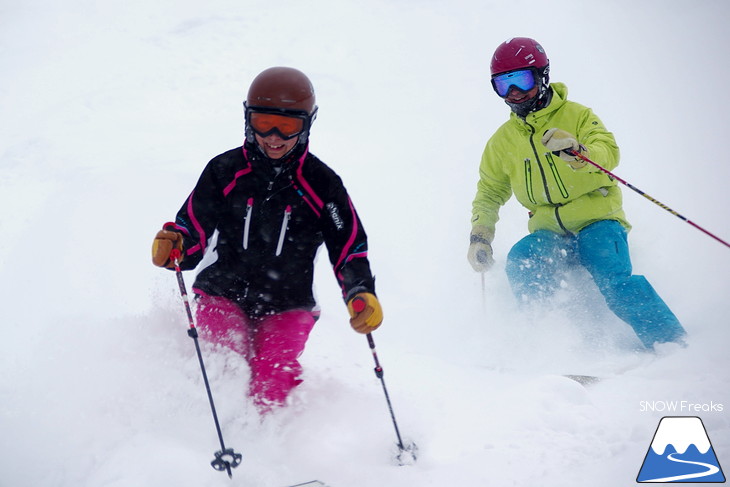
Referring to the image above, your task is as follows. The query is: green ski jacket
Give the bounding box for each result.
[472,82,630,237]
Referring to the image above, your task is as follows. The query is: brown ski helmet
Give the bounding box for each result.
[244,67,318,145]
[246,67,317,114]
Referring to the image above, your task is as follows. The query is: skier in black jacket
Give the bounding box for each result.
[152,67,383,413]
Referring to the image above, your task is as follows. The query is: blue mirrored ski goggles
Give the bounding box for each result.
[491,69,536,97]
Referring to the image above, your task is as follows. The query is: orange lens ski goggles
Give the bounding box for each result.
[248,112,306,140]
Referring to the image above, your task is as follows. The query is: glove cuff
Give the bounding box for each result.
[470,234,491,245]
[344,285,371,304]
[470,225,495,244]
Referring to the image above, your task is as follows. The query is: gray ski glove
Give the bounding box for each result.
[467,225,495,272]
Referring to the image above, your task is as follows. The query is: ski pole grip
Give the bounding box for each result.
[170,248,182,263]
[568,149,588,162]
[351,296,367,313]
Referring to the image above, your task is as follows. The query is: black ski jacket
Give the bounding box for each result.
[168,143,376,317]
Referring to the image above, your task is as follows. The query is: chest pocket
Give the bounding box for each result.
[275,205,292,256]
[241,197,295,256]
[545,153,570,199]
[242,197,253,249]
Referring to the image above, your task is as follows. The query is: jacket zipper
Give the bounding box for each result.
[545,152,570,199]
[275,205,292,256]
[524,158,537,205]
[526,121,571,234]
[242,197,253,249]
[525,123,555,205]
[265,179,293,202]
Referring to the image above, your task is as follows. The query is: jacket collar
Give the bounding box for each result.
[243,141,309,177]
[510,82,569,128]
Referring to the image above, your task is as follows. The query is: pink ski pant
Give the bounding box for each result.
[194,292,317,411]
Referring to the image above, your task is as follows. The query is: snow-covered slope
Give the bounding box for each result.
[1,1,729,486]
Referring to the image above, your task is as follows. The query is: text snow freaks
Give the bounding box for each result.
[639,401,724,413]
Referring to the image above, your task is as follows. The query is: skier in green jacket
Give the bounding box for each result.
[467,37,686,350]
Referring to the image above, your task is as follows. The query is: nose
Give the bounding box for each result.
[506,86,528,102]
[263,133,285,143]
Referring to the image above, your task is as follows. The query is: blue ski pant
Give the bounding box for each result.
[504,220,686,349]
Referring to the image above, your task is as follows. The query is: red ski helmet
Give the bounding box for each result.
[490,37,549,76]
[490,37,551,117]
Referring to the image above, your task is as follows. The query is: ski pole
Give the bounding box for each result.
[480,272,487,312]
[364,330,418,465]
[567,150,730,249]
[169,249,242,478]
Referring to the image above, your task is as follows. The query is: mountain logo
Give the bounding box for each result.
[637,416,726,483]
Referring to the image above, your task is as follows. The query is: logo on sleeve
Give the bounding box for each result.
[326,202,344,230]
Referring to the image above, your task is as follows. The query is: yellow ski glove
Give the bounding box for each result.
[151,229,183,268]
[347,292,383,334]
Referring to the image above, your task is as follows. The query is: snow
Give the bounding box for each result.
[1,0,729,486]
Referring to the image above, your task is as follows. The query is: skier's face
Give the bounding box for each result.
[504,84,539,104]
[254,132,298,159]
